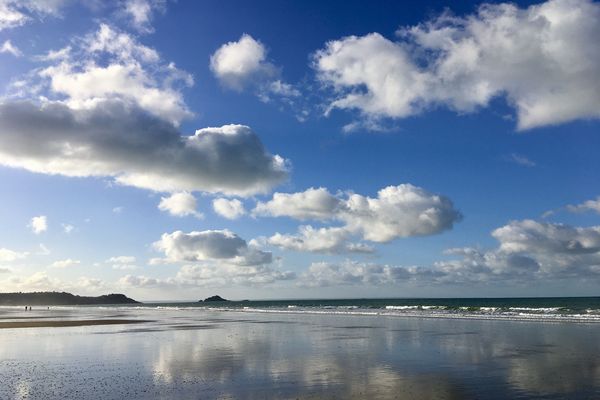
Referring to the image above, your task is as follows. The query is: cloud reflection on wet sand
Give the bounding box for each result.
[0,309,599,399]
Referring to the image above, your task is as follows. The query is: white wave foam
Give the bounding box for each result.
[220,306,600,323]
[508,307,562,313]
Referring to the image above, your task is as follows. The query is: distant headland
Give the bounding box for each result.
[0,292,139,306]
[200,295,228,302]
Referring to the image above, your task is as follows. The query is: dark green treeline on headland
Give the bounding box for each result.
[0,292,139,306]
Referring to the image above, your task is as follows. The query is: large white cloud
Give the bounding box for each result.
[123,229,294,288]
[432,220,600,281]
[36,24,193,125]
[300,219,600,287]
[491,220,600,276]
[341,185,461,242]
[314,0,600,130]
[1,25,289,195]
[0,101,288,195]
[153,229,273,266]
[255,184,461,245]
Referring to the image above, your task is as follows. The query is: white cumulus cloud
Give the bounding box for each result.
[36,24,193,125]
[158,192,203,218]
[300,219,600,287]
[268,226,374,254]
[0,101,288,196]
[212,198,246,220]
[314,0,600,130]
[210,34,299,103]
[121,230,295,288]
[255,184,461,244]
[210,34,276,91]
[254,187,342,220]
[153,229,272,266]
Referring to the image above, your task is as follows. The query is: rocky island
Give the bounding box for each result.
[201,295,228,302]
[0,292,139,306]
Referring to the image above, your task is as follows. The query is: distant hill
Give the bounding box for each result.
[201,295,228,302]
[0,292,139,306]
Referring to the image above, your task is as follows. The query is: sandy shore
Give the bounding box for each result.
[0,319,150,329]
[1,308,600,398]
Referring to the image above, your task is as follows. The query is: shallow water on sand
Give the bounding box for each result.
[0,307,599,399]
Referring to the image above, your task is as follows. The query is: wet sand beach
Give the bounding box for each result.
[1,306,599,399]
[0,319,150,329]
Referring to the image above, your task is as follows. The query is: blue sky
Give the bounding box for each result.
[0,0,599,300]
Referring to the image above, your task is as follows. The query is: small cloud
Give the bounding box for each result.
[541,210,555,219]
[158,192,203,219]
[50,259,80,268]
[106,255,138,270]
[210,34,300,105]
[505,153,536,167]
[111,264,138,270]
[62,223,75,234]
[38,244,51,255]
[121,0,166,33]
[35,46,71,61]
[29,215,47,234]
[212,198,246,220]
[148,257,166,266]
[106,255,136,264]
[342,119,397,134]
[567,197,600,214]
[0,248,28,262]
[112,206,124,214]
[0,40,22,57]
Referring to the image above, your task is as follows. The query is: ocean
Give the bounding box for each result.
[135,296,600,323]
